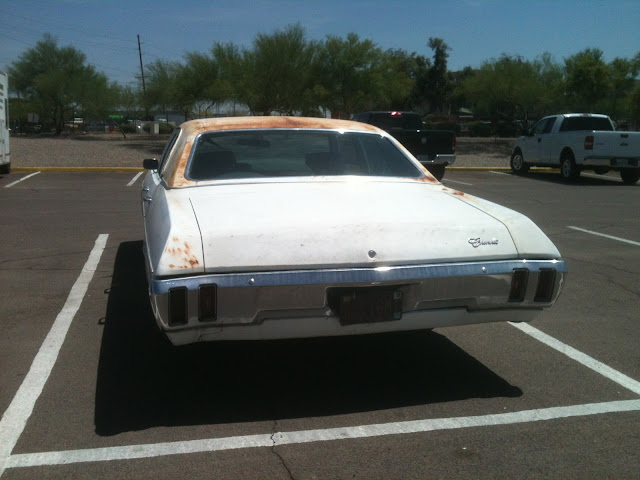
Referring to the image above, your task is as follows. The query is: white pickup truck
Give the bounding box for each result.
[510,113,640,184]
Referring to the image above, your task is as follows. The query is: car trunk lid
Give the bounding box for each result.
[189,180,519,273]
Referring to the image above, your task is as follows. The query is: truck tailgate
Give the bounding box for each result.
[391,130,455,157]
[591,131,640,161]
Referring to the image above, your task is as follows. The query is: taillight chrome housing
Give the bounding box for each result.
[509,267,559,304]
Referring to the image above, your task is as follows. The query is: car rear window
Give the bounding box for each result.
[559,116,613,132]
[187,130,423,180]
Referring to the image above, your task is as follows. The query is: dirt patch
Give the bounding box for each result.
[10,133,516,169]
[456,138,515,156]
[11,134,170,168]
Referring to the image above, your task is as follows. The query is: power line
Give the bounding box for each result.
[0,9,135,50]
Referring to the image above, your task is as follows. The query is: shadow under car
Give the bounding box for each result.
[94,241,523,436]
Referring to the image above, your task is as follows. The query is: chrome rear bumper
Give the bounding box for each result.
[149,259,567,344]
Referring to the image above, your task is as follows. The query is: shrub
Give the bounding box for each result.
[142,122,175,134]
[425,122,457,132]
[495,121,519,137]
[467,121,492,137]
[159,123,175,134]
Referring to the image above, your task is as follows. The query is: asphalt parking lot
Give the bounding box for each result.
[0,168,638,479]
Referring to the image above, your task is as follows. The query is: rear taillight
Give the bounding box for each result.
[509,269,529,302]
[199,284,217,322]
[535,269,557,303]
[584,135,594,150]
[168,287,188,326]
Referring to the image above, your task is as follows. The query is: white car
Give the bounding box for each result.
[141,117,566,346]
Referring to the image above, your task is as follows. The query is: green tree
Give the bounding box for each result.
[173,51,227,118]
[8,34,114,133]
[316,33,384,118]
[449,66,474,116]
[564,48,610,111]
[229,24,318,115]
[407,53,431,112]
[532,52,566,114]
[629,83,640,130]
[426,37,451,113]
[374,49,414,110]
[607,56,639,120]
[116,84,144,121]
[462,55,543,130]
[144,59,180,120]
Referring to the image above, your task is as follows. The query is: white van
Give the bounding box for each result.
[0,72,9,174]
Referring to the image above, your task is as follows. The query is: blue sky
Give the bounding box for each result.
[1,0,638,86]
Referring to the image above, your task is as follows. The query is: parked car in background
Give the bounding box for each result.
[511,113,640,184]
[351,111,456,180]
[141,117,565,346]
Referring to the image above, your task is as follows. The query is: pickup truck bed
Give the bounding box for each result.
[352,111,456,180]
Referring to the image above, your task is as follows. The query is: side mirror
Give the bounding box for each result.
[143,158,159,170]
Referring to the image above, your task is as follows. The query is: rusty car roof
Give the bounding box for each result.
[180,116,382,135]
[162,116,430,187]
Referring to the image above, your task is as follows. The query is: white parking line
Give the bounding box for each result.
[126,172,143,187]
[2,232,639,474]
[5,399,640,469]
[568,226,640,247]
[442,178,473,186]
[490,171,511,176]
[0,234,109,478]
[4,172,40,188]
[511,323,640,395]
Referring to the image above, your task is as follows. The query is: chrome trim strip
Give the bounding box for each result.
[416,154,456,166]
[583,156,640,167]
[151,259,566,294]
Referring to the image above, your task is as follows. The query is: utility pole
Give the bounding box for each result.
[137,34,146,95]
[137,34,150,120]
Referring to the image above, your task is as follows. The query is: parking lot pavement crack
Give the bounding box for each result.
[271,421,296,480]
[604,277,640,299]
[563,255,640,283]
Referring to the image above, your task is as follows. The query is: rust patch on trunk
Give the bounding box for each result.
[441,186,466,196]
[165,238,200,269]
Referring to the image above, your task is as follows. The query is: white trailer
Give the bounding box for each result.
[0,72,9,174]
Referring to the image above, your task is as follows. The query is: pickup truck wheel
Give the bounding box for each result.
[0,163,9,175]
[620,169,640,184]
[510,151,529,174]
[560,154,579,181]
[428,164,445,181]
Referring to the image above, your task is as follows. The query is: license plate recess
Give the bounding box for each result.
[328,287,403,326]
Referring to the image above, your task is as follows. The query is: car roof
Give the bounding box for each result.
[179,116,382,137]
